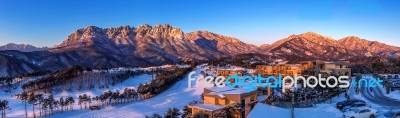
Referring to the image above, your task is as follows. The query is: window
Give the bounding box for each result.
[250,96,255,110]
[250,96,255,102]
[360,109,370,113]
[241,99,246,118]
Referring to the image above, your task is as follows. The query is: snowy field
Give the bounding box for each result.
[339,75,400,118]
[44,66,206,118]
[386,90,400,99]
[54,74,153,99]
[0,74,153,118]
[3,68,400,118]
[249,75,400,118]
[248,93,346,118]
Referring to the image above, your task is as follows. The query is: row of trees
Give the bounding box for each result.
[351,56,400,74]
[145,103,241,118]
[0,100,9,118]
[22,66,84,91]
[0,70,51,93]
[21,65,144,90]
[208,53,272,69]
[0,77,13,92]
[23,66,148,94]
[52,70,147,92]
[16,70,51,79]
[80,88,139,109]
[137,67,193,99]
[17,92,75,118]
[14,65,194,117]
[145,107,182,118]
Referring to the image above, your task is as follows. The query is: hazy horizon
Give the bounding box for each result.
[1,0,399,47]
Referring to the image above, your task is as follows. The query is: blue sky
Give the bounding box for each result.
[0,0,399,47]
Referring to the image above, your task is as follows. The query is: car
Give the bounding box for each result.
[89,106,100,110]
[384,110,400,118]
[343,108,378,118]
[337,99,366,110]
[342,102,367,112]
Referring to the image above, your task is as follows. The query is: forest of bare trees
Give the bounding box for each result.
[10,64,195,117]
[137,66,194,99]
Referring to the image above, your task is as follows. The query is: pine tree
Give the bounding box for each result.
[181,105,192,118]
[67,97,75,111]
[164,108,181,118]
[193,111,209,118]
[0,100,9,118]
[20,91,29,117]
[28,92,37,118]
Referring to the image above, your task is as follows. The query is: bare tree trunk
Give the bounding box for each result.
[24,100,27,118]
[32,104,36,118]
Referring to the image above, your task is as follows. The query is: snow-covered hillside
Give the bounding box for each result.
[45,66,205,118]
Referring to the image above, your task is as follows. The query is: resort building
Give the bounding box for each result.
[255,60,351,78]
[217,69,243,78]
[188,87,258,118]
[300,60,351,77]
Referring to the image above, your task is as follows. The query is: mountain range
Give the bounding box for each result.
[0,43,49,52]
[0,24,399,77]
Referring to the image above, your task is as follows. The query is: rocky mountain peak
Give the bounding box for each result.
[259,44,271,50]
[338,36,366,43]
[185,30,241,43]
[338,36,400,54]
[135,24,184,39]
[58,26,108,47]
[297,32,335,43]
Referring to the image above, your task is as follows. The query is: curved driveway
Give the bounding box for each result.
[359,78,400,108]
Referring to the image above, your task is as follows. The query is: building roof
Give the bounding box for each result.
[205,86,257,95]
[190,103,226,111]
[247,103,291,118]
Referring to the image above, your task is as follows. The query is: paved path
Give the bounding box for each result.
[359,77,400,108]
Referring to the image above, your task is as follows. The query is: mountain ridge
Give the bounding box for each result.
[1,24,399,77]
[0,43,49,52]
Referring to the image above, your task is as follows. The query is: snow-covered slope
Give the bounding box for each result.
[1,74,153,118]
[45,67,205,118]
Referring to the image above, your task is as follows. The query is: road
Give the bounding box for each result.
[359,78,400,109]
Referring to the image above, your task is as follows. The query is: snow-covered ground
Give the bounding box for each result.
[0,74,154,118]
[54,74,153,99]
[349,75,400,118]
[386,90,400,99]
[0,90,27,117]
[249,93,346,118]
[44,66,206,118]
[249,75,400,118]
[97,64,190,73]
[0,64,206,118]
[3,67,400,118]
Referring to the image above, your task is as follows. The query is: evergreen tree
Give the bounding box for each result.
[164,108,181,118]
[0,100,9,118]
